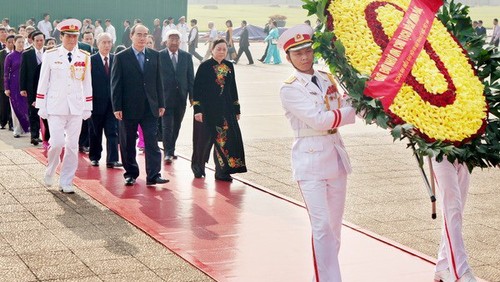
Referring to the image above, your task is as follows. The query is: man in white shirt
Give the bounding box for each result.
[203,21,218,61]
[490,18,500,47]
[94,19,104,40]
[188,19,203,62]
[105,19,116,44]
[2,18,11,30]
[177,16,189,51]
[37,13,53,38]
[161,17,176,44]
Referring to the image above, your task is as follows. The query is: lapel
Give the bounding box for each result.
[175,51,182,73]
[315,71,330,96]
[143,48,151,74]
[166,51,174,71]
[294,71,321,100]
[29,49,37,65]
[95,54,105,76]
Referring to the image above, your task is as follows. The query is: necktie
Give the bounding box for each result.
[137,52,144,71]
[311,76,321,91]
[36,50,42,64]
[172,52,177,71]
[68,52,72,63]
[104,56,109,75]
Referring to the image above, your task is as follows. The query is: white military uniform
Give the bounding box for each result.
[431,157,474,281]
[281,69,355,282]
[36,45,92,189]
[279,24,356,282]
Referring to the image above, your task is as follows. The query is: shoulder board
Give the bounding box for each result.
[318,70,336,84]
[46,48,58,53]
[284,75,297,84]
[79,49,90,56]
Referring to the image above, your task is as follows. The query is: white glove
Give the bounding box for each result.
[38,108,48,119]
[82,111,92,120]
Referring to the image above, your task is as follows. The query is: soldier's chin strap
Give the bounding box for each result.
[290,61,314,75]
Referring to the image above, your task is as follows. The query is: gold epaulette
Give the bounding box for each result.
[46,48,58,53]
[79,49,90,56]
[284,75,297,84]
[318,70,337,85]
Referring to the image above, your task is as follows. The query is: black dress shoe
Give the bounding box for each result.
[215,174,233,182]
[90,160,99,166]
[124,177,136,186]
[194,172,205,178]
[146,177,169,185]
[79,146,89,153]
[30,138,39,146]
[164,155,173,164]
[106,162,123,168]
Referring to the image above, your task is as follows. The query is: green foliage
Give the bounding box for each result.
[304,0,500,171]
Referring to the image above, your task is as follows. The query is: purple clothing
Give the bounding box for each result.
[4,50,29,132]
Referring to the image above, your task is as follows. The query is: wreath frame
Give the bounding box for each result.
[303,0,500,171]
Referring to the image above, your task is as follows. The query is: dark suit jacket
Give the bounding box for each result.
[159,49,194,109]
[91,53,113,115]
[78,42,92,54]
[0,49,7,92]
[20,48,43,105]
[122,27,132,47]
[239,27,250,48]
[111,47,164,119]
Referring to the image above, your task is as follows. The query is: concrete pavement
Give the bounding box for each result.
[0,42,498,281]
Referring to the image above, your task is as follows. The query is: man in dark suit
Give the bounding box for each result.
[89,32,122,168]
[160,30,194,163]
[82,31,98,54]
[0,34,13,130]
[476,20,487,37]
[20,31,45,145]
[122,20,132,47]
[235,20,254,65]
[111,24,168,186]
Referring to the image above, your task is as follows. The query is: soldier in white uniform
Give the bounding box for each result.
[36,19,92,193]
[278,24,356,282]
[432,158,477,282]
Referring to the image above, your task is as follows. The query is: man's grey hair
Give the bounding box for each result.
[97,32,112,45]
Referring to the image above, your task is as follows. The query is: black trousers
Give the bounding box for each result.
[28,104,40,139]
[162,105,186,156]
[119,112,162,182]
[236,46,254,64]
[79,120,89,148]
[191,119,226,177]
[260,43,270,61]
[188,44,203,61]
[88,110,119,163]
[41,118,50,141]
[0,94,11,128]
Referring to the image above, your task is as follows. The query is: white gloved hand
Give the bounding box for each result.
[38,108,48,119]
[82,111,92,120]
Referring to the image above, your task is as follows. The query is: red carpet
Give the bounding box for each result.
[27,147,441,281]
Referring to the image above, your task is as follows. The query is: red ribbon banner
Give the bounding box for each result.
[364,0,444,110]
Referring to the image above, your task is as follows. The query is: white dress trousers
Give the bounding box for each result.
[46,115,82,186]
[431,157,471,280]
